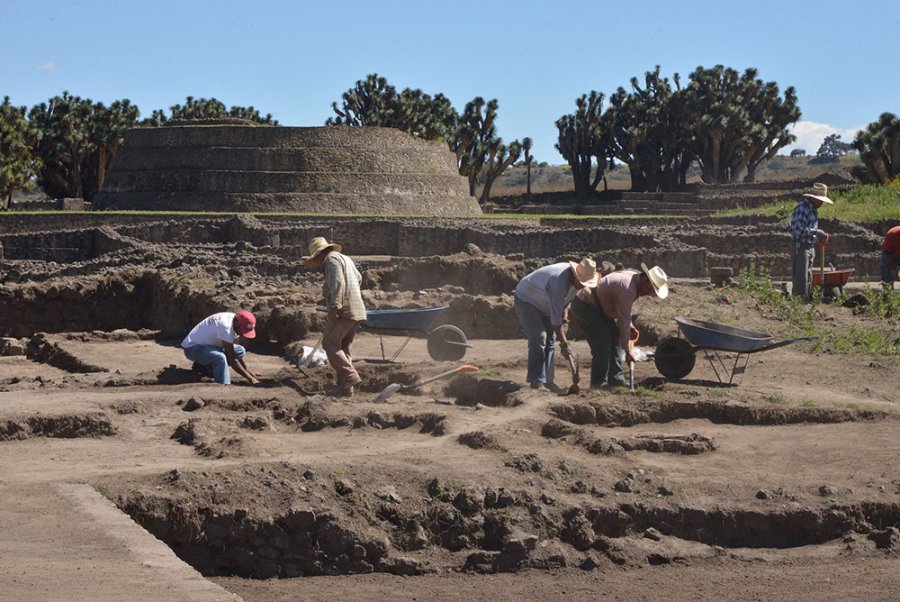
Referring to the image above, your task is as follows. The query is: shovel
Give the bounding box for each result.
[628,359,635,392]
[818,232,830,294]
[627,327,640,392]
[373,364,479,403]
[564,350,580,394]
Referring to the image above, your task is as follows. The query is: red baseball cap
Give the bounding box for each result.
[235,310,257,339]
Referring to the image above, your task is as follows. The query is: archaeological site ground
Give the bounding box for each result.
[1,126,899,601]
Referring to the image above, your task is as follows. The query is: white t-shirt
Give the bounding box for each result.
[181,312,238,349]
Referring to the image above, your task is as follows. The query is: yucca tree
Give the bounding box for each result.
[739,79,800,182]
[555,91,608,194]
[522,137,533,198]
[681,65,800,184]
[327,74,402,128]
[397,88,458,141]
[603,68,691,192]
[451,97,520,202]
[142,96,278,126]
[853,112,899,183]
[327,74,458,141]
[1,96,37,209]
[27,91,139,202]
[480,137,522,203]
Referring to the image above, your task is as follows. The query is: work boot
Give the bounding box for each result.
[328,375,362,398]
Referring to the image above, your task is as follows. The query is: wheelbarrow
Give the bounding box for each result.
[811,268,854,298]
[361,305,471,362]
[811,233,853,298]
[654,317,817,385]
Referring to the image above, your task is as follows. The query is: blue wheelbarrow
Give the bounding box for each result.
[362,305,471,362]
[654,317,817,385]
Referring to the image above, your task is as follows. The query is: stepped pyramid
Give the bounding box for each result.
[94,124,481,215]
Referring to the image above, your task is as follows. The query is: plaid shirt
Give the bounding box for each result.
[323,252,367,321]
[790,198,818,245]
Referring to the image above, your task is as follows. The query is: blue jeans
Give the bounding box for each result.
[881,252,899,284]
[514,296,555,386]
[183,344,245,385]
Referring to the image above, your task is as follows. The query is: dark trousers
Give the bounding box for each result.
[881,251,899,284]
[570,297,624,388]
[791,241,815,301]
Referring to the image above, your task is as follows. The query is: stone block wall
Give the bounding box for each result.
[0,214,885,279]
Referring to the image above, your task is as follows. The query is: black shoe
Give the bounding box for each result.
[191,362,213,378]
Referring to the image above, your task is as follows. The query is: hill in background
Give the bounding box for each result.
[491,154,864,197]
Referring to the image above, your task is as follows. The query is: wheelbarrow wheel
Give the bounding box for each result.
[654,336,695,380]
[427,325,468,361]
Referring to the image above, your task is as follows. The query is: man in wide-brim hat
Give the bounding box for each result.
[513,257,600,391]
[570,263,668,389]
[789,182,833,301]
[304,236,367,397]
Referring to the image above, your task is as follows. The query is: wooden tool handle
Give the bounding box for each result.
[410,364,479,388]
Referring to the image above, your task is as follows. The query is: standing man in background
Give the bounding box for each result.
[789,182,833,301]
[304,236,367,397]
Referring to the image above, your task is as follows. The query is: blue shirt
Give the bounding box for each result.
[514,262,577,326]
[790,198,818,245]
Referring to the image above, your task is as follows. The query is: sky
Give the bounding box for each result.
[2,0,898,164]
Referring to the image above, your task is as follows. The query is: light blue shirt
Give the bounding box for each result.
[514,263,577,327]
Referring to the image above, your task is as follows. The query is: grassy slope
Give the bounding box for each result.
[718,179,900,223]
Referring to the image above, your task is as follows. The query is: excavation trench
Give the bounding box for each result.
[551,400,888,427]
[1,412,116,440]
[109,465,900,579]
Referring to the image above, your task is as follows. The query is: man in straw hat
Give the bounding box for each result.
[789,182,833,301]
[514,258,600,391]
[304,236,366,397]
[182,310,260,385]
[570,263,668,389]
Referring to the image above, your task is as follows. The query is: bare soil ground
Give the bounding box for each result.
[2,267,899,601]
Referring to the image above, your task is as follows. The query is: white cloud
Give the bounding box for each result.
[38,61,58,70]
[781,120,861,156]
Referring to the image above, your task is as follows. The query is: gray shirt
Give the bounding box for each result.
[514,262,576,327]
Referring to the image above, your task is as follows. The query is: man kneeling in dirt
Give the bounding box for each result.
[304,236,366,397]
[181,310,260,385]
[570,263,668,389]
[514,258,599,391]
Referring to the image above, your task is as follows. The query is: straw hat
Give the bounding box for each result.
[303,237,342,267]
[568,257,600,287]
[640,262,669,299]
[802,182,833,205]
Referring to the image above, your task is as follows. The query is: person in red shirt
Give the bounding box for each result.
[882,225,900,286]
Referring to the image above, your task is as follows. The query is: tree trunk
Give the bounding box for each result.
[526,164,531,198]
